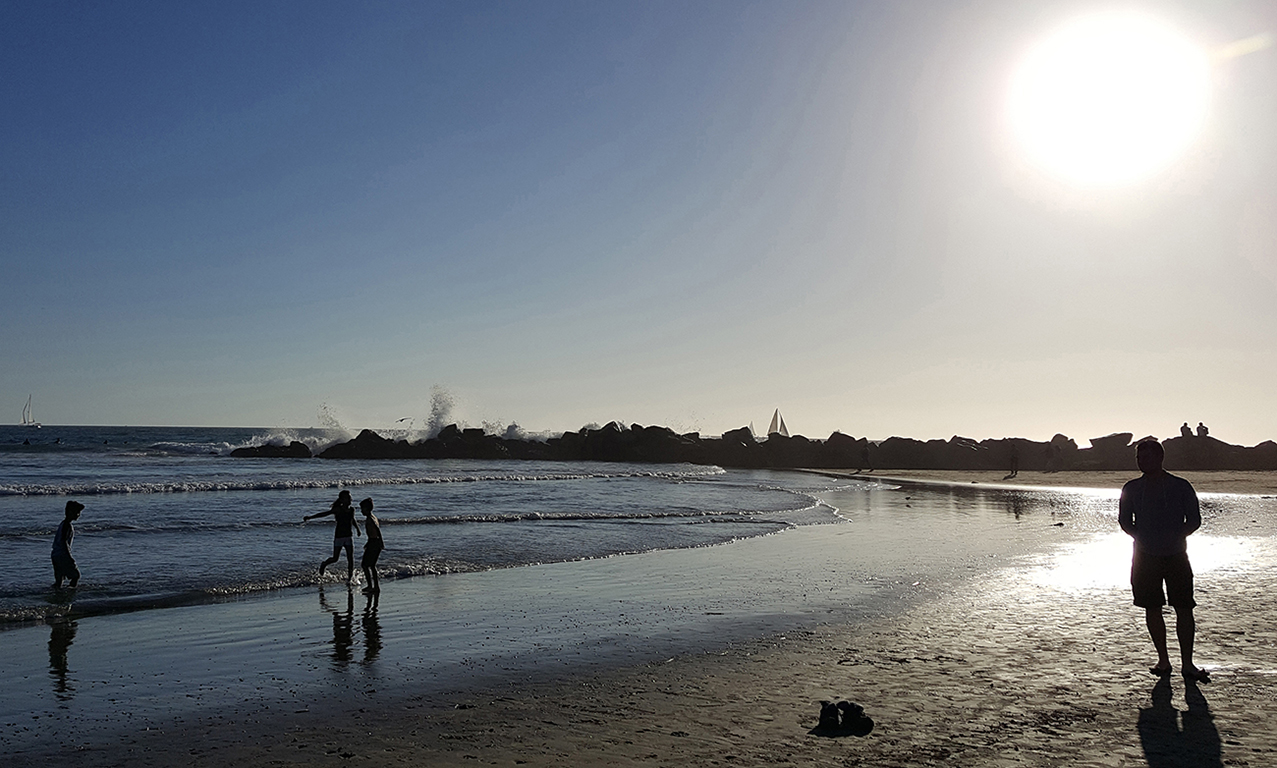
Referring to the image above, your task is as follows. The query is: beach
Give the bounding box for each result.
[825,469,1277,496]
[4,467,1275,766]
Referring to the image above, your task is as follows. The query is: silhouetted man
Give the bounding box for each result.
[1180,422,1192,438]
[1119,440,1207,681]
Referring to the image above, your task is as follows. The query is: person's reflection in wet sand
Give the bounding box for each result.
[362,591,381,665]
[319,585,355,668]
[1004,492,1025,520]
[1137,677,1221,768]
[48,617,78,701]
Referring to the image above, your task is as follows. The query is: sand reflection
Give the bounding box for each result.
[362,591,381,665]
[1027,533,1257,593]
[47,617,77,702]
[319,586,356,668]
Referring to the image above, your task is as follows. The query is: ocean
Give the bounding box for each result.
[0,425,839,625]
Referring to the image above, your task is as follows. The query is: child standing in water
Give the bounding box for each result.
[52,501,84,589]
[304,490,361,582]
[359,497,383,593]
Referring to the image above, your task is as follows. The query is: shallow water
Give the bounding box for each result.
[1,426,841,624]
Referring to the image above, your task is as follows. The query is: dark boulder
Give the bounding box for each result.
[319,429,416,459]
[230,440,312,458]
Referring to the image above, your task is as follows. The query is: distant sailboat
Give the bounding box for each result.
[21,395,41,428]
[767,409,789,438]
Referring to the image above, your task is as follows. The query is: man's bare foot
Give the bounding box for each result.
[1149,662,1172,676]
[1182,665,1210,682]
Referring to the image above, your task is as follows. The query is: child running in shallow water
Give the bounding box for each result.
[52,501,84,589]
[359,497,384,594]
[304,490,361,582]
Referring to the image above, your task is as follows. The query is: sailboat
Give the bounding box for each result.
[21,395,41,428]
[767,409,789,438]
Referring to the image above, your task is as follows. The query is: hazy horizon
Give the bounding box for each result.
[5,1,1276,446]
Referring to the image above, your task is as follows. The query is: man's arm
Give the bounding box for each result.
[1118,484,1136,537]
[1182,481,1201,536]
[304,510,334,522]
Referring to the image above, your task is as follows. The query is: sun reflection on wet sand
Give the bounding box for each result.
[1026,533,1260,593]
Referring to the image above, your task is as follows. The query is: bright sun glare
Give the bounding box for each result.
[1008,11,1211,186]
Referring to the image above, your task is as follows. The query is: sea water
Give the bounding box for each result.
[0,425,840,625]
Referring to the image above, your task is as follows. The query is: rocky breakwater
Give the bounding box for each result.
[229,440,313,458]
[229,423,1277,471]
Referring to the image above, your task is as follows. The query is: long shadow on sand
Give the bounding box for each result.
[1137,677,1221,768]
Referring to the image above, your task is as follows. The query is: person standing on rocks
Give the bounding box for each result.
[1119,439,1208,681]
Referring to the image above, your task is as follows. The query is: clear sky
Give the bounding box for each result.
[4,0,1276,445]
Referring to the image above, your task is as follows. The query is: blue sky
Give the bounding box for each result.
[4,0,1277,445]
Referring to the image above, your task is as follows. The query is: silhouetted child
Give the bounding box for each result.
[359,497,383,594]
[52,501,84,589]
[304,490,361,581]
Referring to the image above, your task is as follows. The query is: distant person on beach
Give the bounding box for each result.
[304,490,361,581]
[1196,422,1208,438]
[1119,440,1208,681]
[52,501,84,590]
[1180,422,1192,438]
[359,497,383,594]
[1003,449,1020,480]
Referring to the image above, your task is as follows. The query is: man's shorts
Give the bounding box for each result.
[332,537,354,551]
[1131,549,1195,608]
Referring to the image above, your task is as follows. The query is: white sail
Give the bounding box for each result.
[767,409,789,437]
[21,395,41,428]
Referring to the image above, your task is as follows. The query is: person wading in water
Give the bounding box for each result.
[304,490,362,582]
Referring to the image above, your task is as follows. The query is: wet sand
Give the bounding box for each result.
[11,473,1277,767]
[826,468,1277,496]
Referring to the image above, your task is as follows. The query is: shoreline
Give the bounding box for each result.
[812,468,1277,496]
[8,473,1276,766]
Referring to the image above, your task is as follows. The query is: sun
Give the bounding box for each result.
[1007,11,1211,187]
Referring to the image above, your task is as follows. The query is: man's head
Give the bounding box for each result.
[1136,440,1165,475]
[65,500,84,520]
[360,497,374,515]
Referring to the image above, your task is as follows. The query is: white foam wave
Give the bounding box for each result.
[0,465,727,497]
[229,428,353,456]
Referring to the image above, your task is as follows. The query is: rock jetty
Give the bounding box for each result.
[229,423,1277,471]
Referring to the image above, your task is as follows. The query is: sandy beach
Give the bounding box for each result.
[8,471,1277,767]
[825,469,1277,496]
